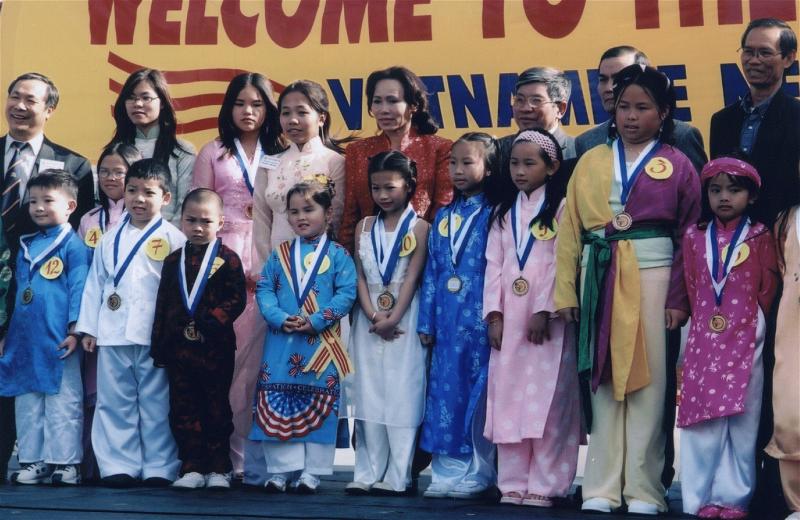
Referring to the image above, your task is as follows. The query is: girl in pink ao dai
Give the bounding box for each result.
[483,129,580,508]
[679,158,779,519]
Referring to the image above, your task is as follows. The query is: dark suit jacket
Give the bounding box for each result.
[575,119,708,174]
[710,90,800,227]
[0,135,94,254]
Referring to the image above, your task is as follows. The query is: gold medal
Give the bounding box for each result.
[304,253,331,274]
[399,232,416,257]
[107,292,122,311]
[531,220,557,240]
[39,257,64,280]
[709,314,727,333]
[145,237,170,261]
[244,203,254,220]
[721,243,750,268]
[376,290,395,311]
[644,157,673,180]
[612,212,633,231]
[446,275,462,293]
[183,320,202,341]
[21,287,34,305]
[84,227,102,248]
[512,276,529,296]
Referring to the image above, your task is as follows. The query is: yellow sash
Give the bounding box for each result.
[276,241,354,378]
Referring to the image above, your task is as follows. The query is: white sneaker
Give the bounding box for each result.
[423,482,451,498]
[292,472,319,494]
[11,461,52,485]
[344,481,372,495]
[627,499,659,515]
[205,472,231,489]
[582,497,614,513]
[172,472,206,489]
[51,464,81,486]
[264,474,288,493]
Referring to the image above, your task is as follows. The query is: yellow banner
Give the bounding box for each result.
[1,0,798,163]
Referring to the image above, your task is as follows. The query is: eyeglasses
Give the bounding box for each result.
[512,95,557,109]
[124,95,159,105]
[738,47,781,60]
[98,169,126,179]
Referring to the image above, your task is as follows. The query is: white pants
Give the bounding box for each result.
[16,352,83,465]
[353,419,417,491]
[431,389,496,488]
[92,345,179,480]
[262,441,335,476]
[680,311,765,514]
[243,438,270,485]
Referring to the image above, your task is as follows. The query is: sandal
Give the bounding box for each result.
[500,491,524,505]
[522,493,553,508]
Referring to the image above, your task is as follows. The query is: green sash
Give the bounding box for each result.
[578,226,673,375]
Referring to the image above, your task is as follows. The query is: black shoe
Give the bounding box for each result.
[102,473,137,488]
[142,477,172,487]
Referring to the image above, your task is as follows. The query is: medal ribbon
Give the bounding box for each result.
[113,215,163,288]
[19,223,72,283]
[449,201,482,266]
[613,138,661,205]
[510,191,546,271]
[705,217,749,306]
[371,205,416,287]
[179,238,221,318]
[290,234,331,309]
[99,207,128,233]
[233,138,262,195]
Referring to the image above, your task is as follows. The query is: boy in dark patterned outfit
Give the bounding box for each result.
[151,189,246,489]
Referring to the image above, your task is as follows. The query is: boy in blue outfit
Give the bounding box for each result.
[0,170,91,485]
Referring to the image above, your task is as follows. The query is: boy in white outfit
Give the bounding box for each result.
[76,159,185,487]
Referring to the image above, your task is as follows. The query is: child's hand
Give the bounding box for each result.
[82,334,97,353]
[418,333,434,347]
[294,317,317,335]
[369,315,402,341]
[488,320,503,350]
[665,308,689,330]
[281,316,304,333]
[557,307,579,323]
[58,335,79,359]
[527,312,550,345]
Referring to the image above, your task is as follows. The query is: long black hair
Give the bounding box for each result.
[96,143,142,227]
[490,129,568,231]
[366,66,439,135]
[608,64,676,145]
[107,69,190,163]
[277,80,354,154]
[218,72,284,157]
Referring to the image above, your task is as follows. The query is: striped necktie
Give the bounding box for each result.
[2,141,30,234]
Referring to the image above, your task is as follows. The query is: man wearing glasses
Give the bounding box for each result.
[710,18,800,520]
[0,72,94,483]
[710,17,799,227]
[498,67,576,165]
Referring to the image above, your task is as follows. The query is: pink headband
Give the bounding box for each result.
[513,130,559,162]
[701,157,761,188]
